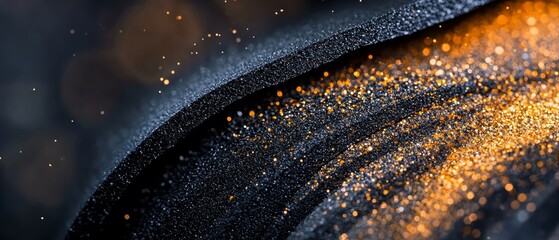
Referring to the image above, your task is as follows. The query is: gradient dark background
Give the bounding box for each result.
[0,0,354,239]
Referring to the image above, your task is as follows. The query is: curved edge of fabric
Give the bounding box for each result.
[66,0,493,237]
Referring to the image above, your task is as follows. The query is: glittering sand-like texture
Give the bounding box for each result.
[68,0,559,239]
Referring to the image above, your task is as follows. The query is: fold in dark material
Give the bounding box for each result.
[67,0,493,238]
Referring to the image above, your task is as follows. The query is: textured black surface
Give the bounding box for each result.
[66,0,495,238]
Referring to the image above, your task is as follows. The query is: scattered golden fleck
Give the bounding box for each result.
[517,193,527,202]
[441,43,451,52]
[494,46,504,55]
[505,183,514,192]
[422,48,431,56]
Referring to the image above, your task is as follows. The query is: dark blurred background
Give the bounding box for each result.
[0,0,355,239]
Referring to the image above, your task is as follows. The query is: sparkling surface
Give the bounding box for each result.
[79,0,559,239]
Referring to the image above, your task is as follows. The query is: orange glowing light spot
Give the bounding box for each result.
[517,193,527,202]
[323,71,329,77]
[249,110,255,117]
[442,43,451,52]
[226,116,232,122]
[176,15,182,21]
[505,183,514,192]
[124,214,130,220]
[422,48,431,56]
[276,90,283,97]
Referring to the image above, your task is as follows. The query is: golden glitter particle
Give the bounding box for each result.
[479,197,487,205]
[494,46,504,55]
[323,71,329,77]
[495,14,508,25]
[466,191,475,200]
[226,116,232,122]
[368,54,373,60]
[163,79,170,85]
[124,214,130,220]
[276,90,283,97]
[505,183,514,192]
[517,193,528,202]
[352,211,359,217]
[353,71,360,77]
[527,16,537,26]
[249,110,255,118]
[232,29,237,34]
[422,48,431,56]
[441,43,451,52]
[229,195,235,202]
[176,15,182,20]
[339,233,348,240]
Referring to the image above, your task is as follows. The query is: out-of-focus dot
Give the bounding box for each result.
[40,217,44,220]
[505,183,514,192]
[124,214,130,220]
[517,193,527,202]
[176,15,182,20]
[516,210,528,222]
[495,46,504,55]
[100,111,105,115]
[69,29,75,35]
[527,16,536,26]
[422,48,431,56]
[441,43,451,52]
[526,202,537,212]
